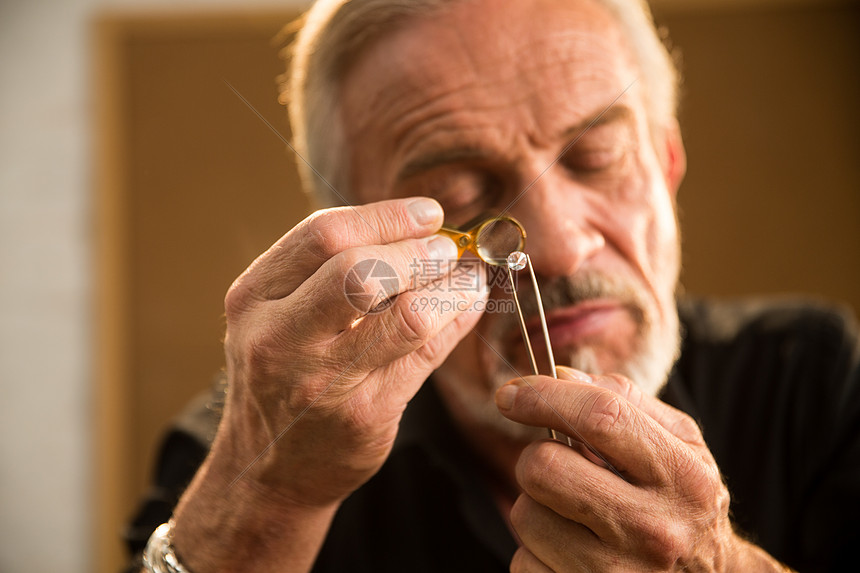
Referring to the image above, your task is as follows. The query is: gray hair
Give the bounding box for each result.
[283,0,680,207]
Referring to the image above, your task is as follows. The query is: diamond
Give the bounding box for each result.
[506,251,527,271]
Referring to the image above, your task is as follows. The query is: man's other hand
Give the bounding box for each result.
[496,367,792,572]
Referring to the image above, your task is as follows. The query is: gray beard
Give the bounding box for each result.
[435,270,681,441]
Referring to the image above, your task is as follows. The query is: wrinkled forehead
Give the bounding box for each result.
[340,0,639,145]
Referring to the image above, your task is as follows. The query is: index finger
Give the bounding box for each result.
[556,367,704,446]
[495,375,687,484]
[233,197,445,302]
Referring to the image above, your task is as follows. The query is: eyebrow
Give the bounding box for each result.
[396,103,636,182]
[560,103,635,140]
[397,147,490,182]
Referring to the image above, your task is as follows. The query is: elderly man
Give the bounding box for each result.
[129,0,859,571]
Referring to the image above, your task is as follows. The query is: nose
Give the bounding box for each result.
[513,177,605,278]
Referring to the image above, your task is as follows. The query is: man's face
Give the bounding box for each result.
[341,0,684,438]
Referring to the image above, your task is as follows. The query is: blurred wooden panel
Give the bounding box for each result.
[94,9,305,573]
[123,12,308,501]
[658,3,860,314]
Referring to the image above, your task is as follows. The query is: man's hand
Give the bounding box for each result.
[496,367,791,572]
[170,198,487,572]
[217,197,487,504]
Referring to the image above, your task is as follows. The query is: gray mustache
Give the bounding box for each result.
[499,270,647,326]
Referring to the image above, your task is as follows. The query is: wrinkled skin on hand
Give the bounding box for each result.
[215,197,488,508]
[497,368,784,572]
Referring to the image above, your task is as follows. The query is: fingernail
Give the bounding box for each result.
[495,382,520,411]
[426,235,458,262]
[556,366,593,384]
[408,198,443,226]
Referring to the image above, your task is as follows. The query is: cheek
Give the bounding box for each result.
[592,157,679,299]
[634,185,681,333]
[594,169,654,262]
[644,176,681,280]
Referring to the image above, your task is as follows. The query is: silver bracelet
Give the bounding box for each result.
[143,520,192,573]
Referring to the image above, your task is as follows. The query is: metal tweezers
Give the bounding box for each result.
[506,252,574,446]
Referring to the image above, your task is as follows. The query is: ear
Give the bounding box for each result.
[659,119,686,198]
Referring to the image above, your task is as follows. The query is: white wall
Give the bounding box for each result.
[0,2,307,571]
[1,2,94,571]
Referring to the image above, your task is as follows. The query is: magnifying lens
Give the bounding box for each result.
[437,215,526,266]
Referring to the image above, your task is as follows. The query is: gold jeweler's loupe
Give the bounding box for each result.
[437,215,526,266]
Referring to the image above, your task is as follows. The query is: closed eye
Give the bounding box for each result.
[560,121,637,182]
[398,167,503,224]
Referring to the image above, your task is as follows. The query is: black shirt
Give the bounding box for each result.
[125,298,860,572]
